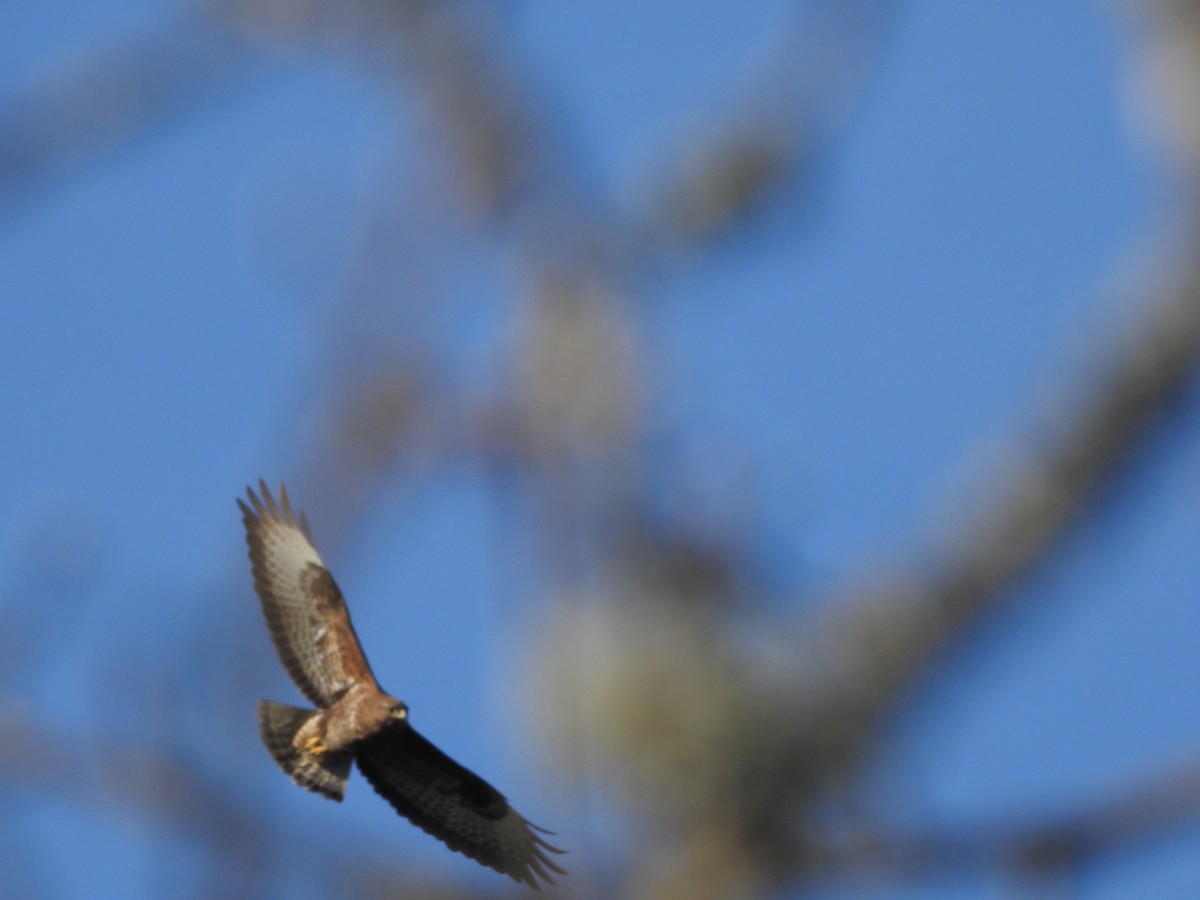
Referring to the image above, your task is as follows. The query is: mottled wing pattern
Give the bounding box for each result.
[239,481,377,707]
[355,721,566,891]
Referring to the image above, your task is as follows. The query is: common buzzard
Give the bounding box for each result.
[239,481,565,890]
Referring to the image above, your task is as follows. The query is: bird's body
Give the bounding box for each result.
[239,482,564,890]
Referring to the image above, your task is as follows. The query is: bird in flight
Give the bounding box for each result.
[239,481,565,890]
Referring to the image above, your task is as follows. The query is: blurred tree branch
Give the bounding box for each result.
[4,0,1200,897]
[803,751,1200,881]
[0,15,257,219]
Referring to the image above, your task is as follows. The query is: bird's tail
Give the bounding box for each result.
[258,700,352,801]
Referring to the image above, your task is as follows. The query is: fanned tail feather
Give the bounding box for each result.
[258,700,351,801]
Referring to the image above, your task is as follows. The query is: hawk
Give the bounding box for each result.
[239,481,565,890]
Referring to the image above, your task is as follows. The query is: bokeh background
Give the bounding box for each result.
[4,1,1200,897]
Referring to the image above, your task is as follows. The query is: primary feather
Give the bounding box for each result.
[356,720,566,890]
[240,481,377,706]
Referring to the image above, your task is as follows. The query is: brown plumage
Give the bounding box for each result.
[240,481,565,890]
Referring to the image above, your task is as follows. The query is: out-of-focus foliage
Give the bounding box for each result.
[4,1,1200,898]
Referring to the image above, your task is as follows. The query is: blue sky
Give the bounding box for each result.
[4,1,1199,897]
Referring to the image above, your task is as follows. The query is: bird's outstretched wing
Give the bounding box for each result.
[355,721,566,890]
[239,481,378,707]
